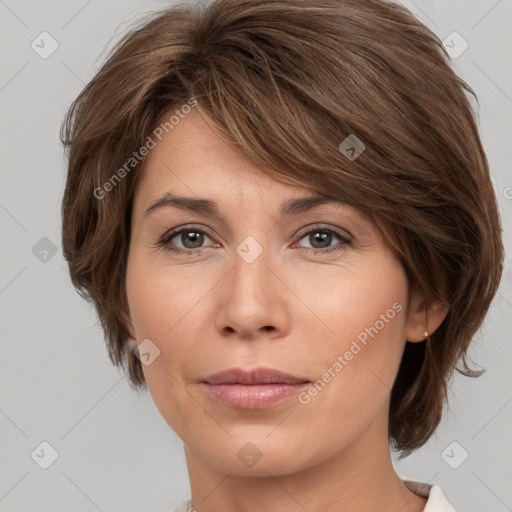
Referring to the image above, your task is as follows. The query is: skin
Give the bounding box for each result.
[125,107,448,512]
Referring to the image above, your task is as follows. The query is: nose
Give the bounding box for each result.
[215,243,291,340]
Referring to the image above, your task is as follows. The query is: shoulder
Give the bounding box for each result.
[402,479,458,512]
[171,483,458,512]
[170,498,194,512]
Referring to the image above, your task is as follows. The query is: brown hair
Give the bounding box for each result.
[60,0,504,458]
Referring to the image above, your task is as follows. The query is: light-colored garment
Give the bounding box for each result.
[171,479,457,511]
[402,479,457,511]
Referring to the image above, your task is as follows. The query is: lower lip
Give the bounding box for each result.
[201,382,309,409]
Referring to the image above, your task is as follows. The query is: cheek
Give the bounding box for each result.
[289,265,408,456]
[125,256,204,434]
[125,252,214,399]
[294,257,408,352]
[125,253,213,340]
[125,277,169,340]
[299,257,409,400]
[125,249,172,338]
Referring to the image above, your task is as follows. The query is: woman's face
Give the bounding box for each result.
[125,108,423,476]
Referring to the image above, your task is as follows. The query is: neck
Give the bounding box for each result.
[182,401,427,512]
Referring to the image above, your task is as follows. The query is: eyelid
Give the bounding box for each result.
[294,223,352,242]
[160,224,218,247]
[158,222,352,257]
[160,223,351,244]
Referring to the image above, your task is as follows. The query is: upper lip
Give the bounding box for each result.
[202,367,310,385]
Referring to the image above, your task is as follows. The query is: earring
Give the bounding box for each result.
[422,330,429,339]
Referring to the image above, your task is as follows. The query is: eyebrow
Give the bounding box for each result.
[143,192,346,219]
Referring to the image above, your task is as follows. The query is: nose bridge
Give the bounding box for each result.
[216,233,288,338]
[231,234,274,310]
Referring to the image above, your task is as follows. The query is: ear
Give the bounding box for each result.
[405,291,449,342]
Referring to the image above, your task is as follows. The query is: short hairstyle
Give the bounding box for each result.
[60,0,504,458]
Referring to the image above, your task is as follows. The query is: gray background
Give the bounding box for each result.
[1,0,511,510]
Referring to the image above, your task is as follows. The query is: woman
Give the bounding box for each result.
[60,0,504,510]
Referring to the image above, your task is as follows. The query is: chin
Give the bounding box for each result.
[191,432,326,477]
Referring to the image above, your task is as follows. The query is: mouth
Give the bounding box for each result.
[202,367,310,385]
[200,367,311,409]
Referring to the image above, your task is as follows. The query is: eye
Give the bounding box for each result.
[158,225,217,254]
[294,226,351,254]
[156,224,351,256]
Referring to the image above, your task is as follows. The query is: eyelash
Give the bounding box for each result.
[156,224,351,257]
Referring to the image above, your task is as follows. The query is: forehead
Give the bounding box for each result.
[133,108,322,209]
[130,107,377,237]
[126,110,387,256]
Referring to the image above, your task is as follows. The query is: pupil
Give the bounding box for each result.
[312,231,331,248]
[183,231,204,249]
